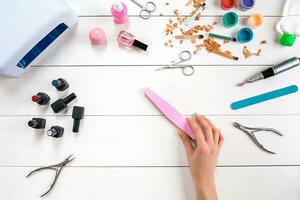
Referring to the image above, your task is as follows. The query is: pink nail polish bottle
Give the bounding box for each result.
[117,30,148,51]
[111,2,128,24]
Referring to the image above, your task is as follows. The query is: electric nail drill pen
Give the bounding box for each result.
[238,57,300,86]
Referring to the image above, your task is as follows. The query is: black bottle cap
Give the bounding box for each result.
[133,39,148,51]
[28,120,38,128]
[72,106,85,133]
[63,93,77,104]
[28,118,46,129]
[47,126,64,138]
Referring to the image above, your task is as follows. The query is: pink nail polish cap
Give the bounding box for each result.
[111,2,128,24]
[89,28,107,45]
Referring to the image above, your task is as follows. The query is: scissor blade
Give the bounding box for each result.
[144,88,195,140]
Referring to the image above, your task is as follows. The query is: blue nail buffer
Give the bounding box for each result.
[231,85,298,110]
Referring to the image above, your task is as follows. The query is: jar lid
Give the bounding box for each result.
[278,33,296,46]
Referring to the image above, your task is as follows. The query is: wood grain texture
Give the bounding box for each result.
[0,166,299,200]
[0,66,299,115]
[66,0,286,16]
[34,17,300,66]
[0,115,299,166]
[1,0,299,199]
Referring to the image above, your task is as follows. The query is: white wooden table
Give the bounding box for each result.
[1,0,300,199]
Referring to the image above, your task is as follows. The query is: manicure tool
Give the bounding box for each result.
[212,50,239,60]
[156,50,195,76]
[144,88,195,140]
[175,34,204,40]
[233,122,283,154]
[184,2,206,26]
[208,33,237,42]
[26,155,75,197]
[238,57,300,86]
[0,0,78,77]
[130,0,156,19]
[231,85,298,110]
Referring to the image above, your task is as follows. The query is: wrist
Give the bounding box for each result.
[195,177,217,200]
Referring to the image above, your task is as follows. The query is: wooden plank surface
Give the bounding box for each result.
[35,17,300,66]
[0,66,299,115]
[1,0,300,199]
[66,0,286,16]
[0,167,299,200]
[0,115,299,166]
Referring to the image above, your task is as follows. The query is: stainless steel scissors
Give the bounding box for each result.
[156,50,195,76]
[233,122,283,154]
[130,0,156,19]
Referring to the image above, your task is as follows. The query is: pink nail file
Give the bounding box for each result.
[144,88,195,140]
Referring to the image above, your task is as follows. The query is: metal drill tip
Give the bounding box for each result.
[237,81,245,87]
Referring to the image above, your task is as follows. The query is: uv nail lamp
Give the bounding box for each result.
[0,0,78,77]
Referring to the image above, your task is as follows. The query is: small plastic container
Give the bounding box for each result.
[245,14,263,29]
[276,0,300,46]
[238,0,255,11]
[220,0,236,10]
[89,28,107,45]
[237,27,253,43]
[223,12,238,28]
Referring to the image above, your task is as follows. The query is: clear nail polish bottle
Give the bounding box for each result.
[117,30,148,51]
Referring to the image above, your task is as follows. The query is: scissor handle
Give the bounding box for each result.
[145,1,156,12]
[140,9,151,19]
[179,50,192,61]
[182,66,195,76]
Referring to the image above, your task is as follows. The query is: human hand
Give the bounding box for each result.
[178,113,224,200]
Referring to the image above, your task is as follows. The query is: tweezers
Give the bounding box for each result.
[26,155,75,197]
[233,122,283,154]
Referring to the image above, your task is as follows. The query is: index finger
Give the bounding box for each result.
[196,114,216,129]
[187,117,205,143]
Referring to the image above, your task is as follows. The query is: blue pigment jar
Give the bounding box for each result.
[238,0,255,11]
[237,27,254,43]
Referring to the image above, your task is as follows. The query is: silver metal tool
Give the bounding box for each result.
[233,122,283,154]
[156,50,195,76]
[26,155,75,197]
[238,57,300,86]
[130,0,156,19]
